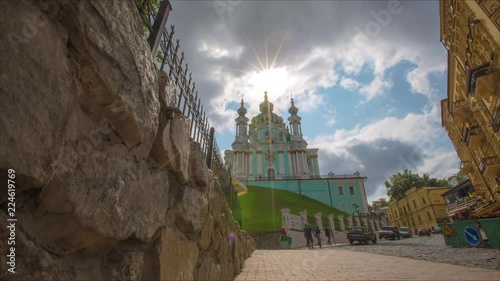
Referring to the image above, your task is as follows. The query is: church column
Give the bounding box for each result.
[236,152,241,175]
[279,151,284,175]
[294,152,300,174]
[291,152,295,175]
[298,152,303,174]
[248,152,253,176]
[234,153,238,174]
[302,151,308,174]
[314,157,319,175]
[287,152,293,176]
[242,152,245,175]
[244,153,247,174]
[241,152,244,174]
[257,151,262,177]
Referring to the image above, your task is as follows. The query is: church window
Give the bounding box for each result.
[349,186,355,195]
[340,203,346,211]
[338,186,344,195]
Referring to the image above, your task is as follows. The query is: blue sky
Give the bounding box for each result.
[167,0,460,202]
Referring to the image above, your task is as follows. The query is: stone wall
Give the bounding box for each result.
[0,1,254,280]
[247,231,282,250]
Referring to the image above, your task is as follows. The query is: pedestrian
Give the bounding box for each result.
[324,225,332,245]
[315,226,322,249]
[304,224,313,249]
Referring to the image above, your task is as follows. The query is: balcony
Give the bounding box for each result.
[479,156,500,179]
[453,99,472,124]
[446,197,479,217]
[459,161,472,174]
[475,71,499,99]
[468,125,485,148]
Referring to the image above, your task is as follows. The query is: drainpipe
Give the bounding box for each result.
[327,179,333,207]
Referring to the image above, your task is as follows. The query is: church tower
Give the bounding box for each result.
[233,99,249,145]
[287,98,309,176]
[288,98,304,142]
[230,99,250,176]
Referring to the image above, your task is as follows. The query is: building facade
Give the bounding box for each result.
[225,92,369,213]
[439,0,500,215]
[387,186,451,231]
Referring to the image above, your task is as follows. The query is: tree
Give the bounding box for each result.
[385,170,449,201]
[446,173,469,186]
[369,198,389,212]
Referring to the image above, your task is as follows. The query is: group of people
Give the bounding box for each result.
[303,224,333,249]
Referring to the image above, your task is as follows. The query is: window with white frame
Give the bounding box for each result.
[349,186,355,195]
[338,186,344,195]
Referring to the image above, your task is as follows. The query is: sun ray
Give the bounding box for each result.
[270,30,288,70]
[246,36,266,71]
[265,37,269,70]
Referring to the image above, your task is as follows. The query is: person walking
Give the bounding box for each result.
[315,226,322,249]
[324,225,332,245]
[304,224,313,249]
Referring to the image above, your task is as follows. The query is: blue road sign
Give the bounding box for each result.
[464,227,481,247]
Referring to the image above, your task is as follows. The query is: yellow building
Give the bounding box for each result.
[439,0,500,215]
[387,186,451,231]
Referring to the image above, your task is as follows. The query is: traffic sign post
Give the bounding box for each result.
[464,227,481,247]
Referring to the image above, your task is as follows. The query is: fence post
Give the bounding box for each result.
[206,127,215,168]
[148,0,172,56]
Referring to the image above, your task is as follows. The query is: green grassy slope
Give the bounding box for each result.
[239,185,348,231]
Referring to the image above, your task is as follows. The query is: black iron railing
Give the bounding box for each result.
[238,173,364,181]
[135,0,241,226]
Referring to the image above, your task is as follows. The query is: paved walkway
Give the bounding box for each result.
[235,248,500,280]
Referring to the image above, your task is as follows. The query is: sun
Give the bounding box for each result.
[247,67,294,100]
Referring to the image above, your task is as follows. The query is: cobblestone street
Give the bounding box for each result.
[329,234,500,270]
[235,235,500,280]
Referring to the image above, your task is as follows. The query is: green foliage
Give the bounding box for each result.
[446,173,469,186]
[369,198,389,212]
[239,185,348,231]
[385,169,450,201]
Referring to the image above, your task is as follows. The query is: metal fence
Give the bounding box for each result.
[238,173,365,181]
[135,0,242,226]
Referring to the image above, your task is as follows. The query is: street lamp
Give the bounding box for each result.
[356,205,360,226]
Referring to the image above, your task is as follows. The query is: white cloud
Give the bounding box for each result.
[340,77,361,91]
[359,75,393,99]
[407,67,433,96]
[198,40,243,59]
[309,103,458,201]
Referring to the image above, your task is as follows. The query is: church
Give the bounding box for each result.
[225,92,370,215]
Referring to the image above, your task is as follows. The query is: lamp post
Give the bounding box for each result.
[356,205,361,226]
